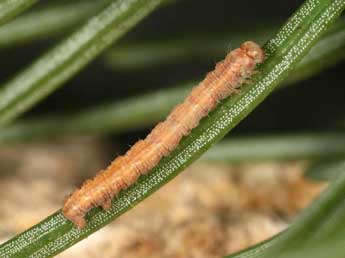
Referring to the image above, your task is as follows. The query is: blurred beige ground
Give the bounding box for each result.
[0,137,326,258]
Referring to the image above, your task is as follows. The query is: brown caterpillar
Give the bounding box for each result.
[63,41,265,228]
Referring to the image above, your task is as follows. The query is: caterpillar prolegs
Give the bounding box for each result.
[63,41,265,228]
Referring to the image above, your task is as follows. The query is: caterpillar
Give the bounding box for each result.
[63,41,265,228]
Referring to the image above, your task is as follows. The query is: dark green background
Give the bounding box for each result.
[1,0,344,146]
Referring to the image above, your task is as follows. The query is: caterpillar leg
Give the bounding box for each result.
[101,199,112,211]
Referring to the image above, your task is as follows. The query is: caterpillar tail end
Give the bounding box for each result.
[63,206,86,229]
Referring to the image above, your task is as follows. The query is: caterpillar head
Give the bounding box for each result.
[241,41,265,64]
